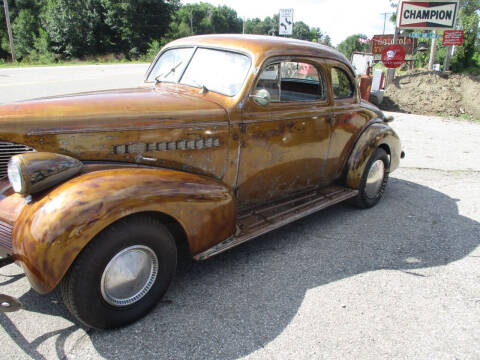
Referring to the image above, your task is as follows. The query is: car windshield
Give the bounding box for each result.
[147,47,251,97]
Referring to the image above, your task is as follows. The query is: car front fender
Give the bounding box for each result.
[345,122,402,189]
[12,168,235,294]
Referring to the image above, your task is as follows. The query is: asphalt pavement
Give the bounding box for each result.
[0,65,479,359]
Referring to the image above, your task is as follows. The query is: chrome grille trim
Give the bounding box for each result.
[0,220,13,251]
[0,141,36,180]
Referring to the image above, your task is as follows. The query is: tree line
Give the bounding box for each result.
[0,0,331,63]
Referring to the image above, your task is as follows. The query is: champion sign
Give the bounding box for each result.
[398,0,459,29]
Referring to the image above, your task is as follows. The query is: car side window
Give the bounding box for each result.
[254,61,326,103]
[331,67,354,99]
[256,63,281,101]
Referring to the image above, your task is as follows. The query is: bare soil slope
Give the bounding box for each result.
[379,71,480,119]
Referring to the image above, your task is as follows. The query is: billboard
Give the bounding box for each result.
[397,0,459,29]
[279,9,294,35]
[372,35,416,55]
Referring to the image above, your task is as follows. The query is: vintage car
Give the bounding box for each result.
[0,35,403,329]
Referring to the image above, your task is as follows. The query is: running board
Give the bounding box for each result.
[194,185,358,260]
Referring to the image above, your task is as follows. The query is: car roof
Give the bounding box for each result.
[165,34,351,68]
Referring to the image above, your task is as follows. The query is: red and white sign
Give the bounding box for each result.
[381,45,406,68]
[443,30,464,46]
[398,0,459,29]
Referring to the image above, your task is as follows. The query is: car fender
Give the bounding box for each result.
[344,122,401,189]
[12,168,235,294]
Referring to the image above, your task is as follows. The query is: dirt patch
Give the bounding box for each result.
[379,71,480,119]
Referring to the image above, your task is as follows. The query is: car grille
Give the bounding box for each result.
[0,219,13,252]
[0,141,36,180]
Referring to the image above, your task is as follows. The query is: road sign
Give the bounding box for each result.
[397,0,459,30]
[381,45,406,68]
[443,30,464,46]
[372,35,415,55]
[279,9,294,36]
[408,32,440,38]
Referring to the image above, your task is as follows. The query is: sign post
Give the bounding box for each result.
[279,9,294,36]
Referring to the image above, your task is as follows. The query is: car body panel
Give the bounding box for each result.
[345,123,402,189]
[11,167,235,293]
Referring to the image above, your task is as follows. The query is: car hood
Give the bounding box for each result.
[0,86,228,142]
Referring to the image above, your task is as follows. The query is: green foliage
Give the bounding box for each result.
[451,1,480,72]
[44,0,108,58]
[27,28,55,63]
[337,34,370,60]
[166,2,242,41]
[11,9,37,59]
[101,0,179,58]
[244,17,276,35]
[293,21,312,40]
[0,0,332,63]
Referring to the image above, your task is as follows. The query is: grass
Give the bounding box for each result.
[0,56,152,68]
[459,114,480,123]
[439,112,480,123]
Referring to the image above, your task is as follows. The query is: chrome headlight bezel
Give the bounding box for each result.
[7,156,26,194]
[7,153,83,196]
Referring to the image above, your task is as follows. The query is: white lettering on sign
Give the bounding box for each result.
[398,1,458,29]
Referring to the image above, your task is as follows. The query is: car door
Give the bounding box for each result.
[325,62,369,180]
[236,58,334,209]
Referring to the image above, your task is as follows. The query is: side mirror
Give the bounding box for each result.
[249,89,271,107]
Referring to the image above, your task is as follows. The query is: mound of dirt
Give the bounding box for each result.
[379,71,480,119]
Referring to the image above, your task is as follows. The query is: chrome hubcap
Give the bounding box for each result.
[365,160,385,199]
[101,245,158,307]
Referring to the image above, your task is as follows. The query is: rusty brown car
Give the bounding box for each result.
[0,35,404,329]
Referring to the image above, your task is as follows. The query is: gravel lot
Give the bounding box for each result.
[0,65,479,359]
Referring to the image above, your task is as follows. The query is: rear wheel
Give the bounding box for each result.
[61,215,177,329]
[351,148,390,208]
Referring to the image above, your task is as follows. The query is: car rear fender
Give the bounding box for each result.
[13,168,235,294]
[344,122,401,189]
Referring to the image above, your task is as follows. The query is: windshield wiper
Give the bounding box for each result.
[155,61,183,83]
[183,77,208,93]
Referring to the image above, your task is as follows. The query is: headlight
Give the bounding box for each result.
[7,152,83,195]
[7,156,26,194]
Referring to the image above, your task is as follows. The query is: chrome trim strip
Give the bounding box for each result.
[27,121,229,136]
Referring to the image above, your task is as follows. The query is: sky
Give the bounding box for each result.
[182,0,397,46]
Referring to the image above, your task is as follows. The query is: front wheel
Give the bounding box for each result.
[61,215,177,329]
[351,147,390,208]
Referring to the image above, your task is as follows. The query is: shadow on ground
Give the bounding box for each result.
[1,177,479,359]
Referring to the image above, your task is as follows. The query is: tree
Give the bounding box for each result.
[101,0,179,58]
[11,9,36,59]
[166,3,241,41]
[337,34,370,60]
[451,0,480,70]
[293,21,312,41]
[44,0,109,58]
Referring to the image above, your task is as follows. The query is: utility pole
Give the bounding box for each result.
[428,30,437,70]
[189,7,193,35]
[381,12,388,35]
[2,0,16,62]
